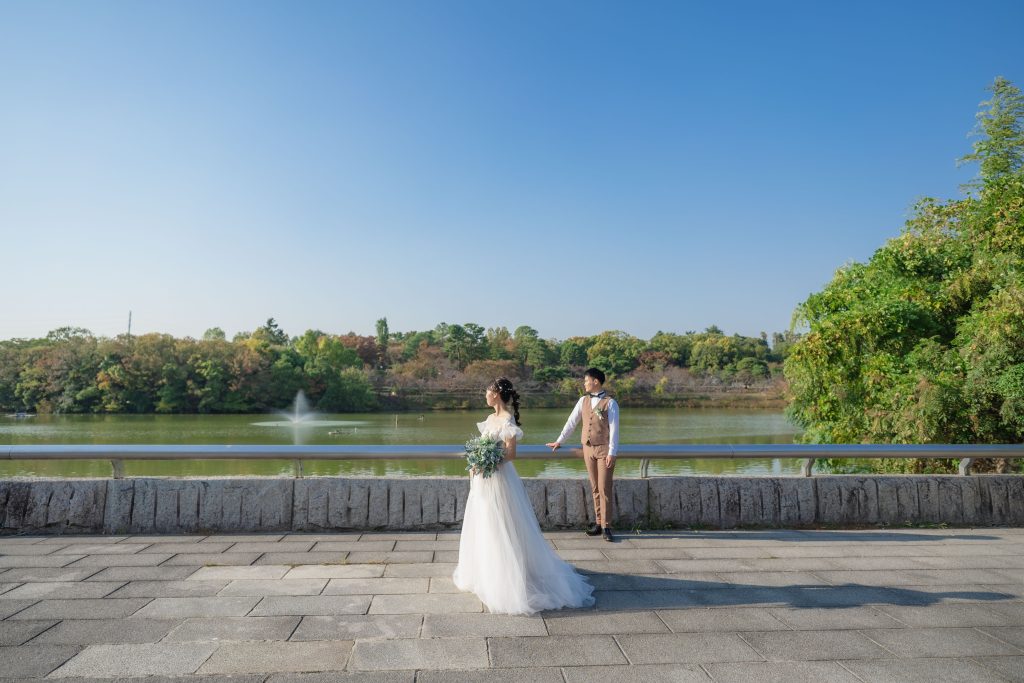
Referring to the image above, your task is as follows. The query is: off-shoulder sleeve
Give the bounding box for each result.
[498,419,524,442]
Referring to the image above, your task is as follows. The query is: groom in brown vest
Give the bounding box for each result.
[546,368,619,542]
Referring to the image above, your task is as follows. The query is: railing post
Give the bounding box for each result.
[111,460,124,479]
[292,459,304,478]
[639,458,650,479]
[801,458,815,477]
[959,457,974,476]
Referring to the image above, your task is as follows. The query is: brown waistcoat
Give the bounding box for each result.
[580,396,611,446]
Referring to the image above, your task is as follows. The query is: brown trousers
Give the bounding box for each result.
[583,444,615,528]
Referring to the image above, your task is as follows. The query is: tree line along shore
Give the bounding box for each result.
[0,322,793,415]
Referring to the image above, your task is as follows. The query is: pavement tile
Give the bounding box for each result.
[9,598,150,620]
[311,541,397,552]
[544,610,668,635]
[108,580,229,598]
[739,629,892,660]
[0,543,64,555]
[0,643,82,678]
[33,536,127,543]
[163,552,261,566]
[351,637,487,670]
[280,533,363,542]
[874,603,1023,627]
[432,551,459,563]
[561,664,712,683]
[554,549,609,561]
[977,626,1024,650]
[0,599,36,622]
[85,566,200,581]
[593,589,702,611]
[0,536,44,544]
[267,672,411,683]
[140,542,234,554]
[702,661,862,682]
[616,632,762,664]
[419,668,565,683]
[428,577,460,593]
[840,657,1009,682]
[285,564,385,579]
[715,571,830,587]
[657,607,789,632]
[199,534,285,542]
[576,560,667,574]
[256,552,350,565]
[29,618,182,644]
[251,595,372,616]
[767,606,902,630]
[66,553,174,567]
[55,543,150,555]
[384,562,457,578]
[290,614,422,641]
[586,573,719,591]
[488,634,626,667]
[0,583,16,595]
[972,655,1024,681]
[785,585,910,608]
[132,597,260,618]
[424,613,546,638]
[1,567,100,582]
[49,642,218,677]
[188,565,292,580]
[324,578,428,595]
[683,547,774,559]
[122,535,206,544]
[198,640,354,674]
[0,554,84,567]
[359,533,437,541]
[392,540,460,551]
[0,619,58,646]
[345,551,435,564]
[0,580,125,600]
[864,626,1024,657]
[226,541,317,553]
[368,593,482,614]
[603,548,709,561]
[165,616,300,642]
[219,579,328,596]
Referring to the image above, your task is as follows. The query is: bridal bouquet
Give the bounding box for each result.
[464,434,504,478]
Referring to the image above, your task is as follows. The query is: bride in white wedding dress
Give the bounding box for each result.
[453,377,596,615]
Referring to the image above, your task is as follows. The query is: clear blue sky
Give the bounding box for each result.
[2,1,1022,342]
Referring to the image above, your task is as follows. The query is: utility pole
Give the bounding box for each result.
[127,311,132,339]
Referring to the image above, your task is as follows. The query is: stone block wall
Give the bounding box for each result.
[1,475,1022,534]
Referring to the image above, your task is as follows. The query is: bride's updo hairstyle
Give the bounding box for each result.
[489,377,521,426]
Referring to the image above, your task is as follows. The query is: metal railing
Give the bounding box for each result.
[4,443,1023,478]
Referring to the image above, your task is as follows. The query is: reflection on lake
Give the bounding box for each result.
[0,408,800,478]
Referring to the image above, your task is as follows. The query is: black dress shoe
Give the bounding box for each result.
[602,527,615,542]
[585,524,603,536]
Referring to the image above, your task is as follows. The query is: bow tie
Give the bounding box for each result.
[588,392,606,398]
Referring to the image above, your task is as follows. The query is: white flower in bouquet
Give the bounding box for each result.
[464,434,505,478]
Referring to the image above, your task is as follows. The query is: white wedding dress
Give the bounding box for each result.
[453,413,596,615]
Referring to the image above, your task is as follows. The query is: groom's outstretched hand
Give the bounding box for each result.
[545,442,560,451]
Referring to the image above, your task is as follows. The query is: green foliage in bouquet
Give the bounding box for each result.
[465,434,505,478]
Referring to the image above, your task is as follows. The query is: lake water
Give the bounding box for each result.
[0,408,800,478]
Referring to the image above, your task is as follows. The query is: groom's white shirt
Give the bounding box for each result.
[554,394,619,458]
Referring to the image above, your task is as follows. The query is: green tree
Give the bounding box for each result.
[375,317,390,369]
[959,76,1024,185]
[203,327,226,341]
[586,331,644,376]
[785,78,1024,472]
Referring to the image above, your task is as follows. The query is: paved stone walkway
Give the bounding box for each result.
[1,528,1024,682]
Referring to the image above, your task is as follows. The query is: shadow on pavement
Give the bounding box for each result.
[547,571,1017,614]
